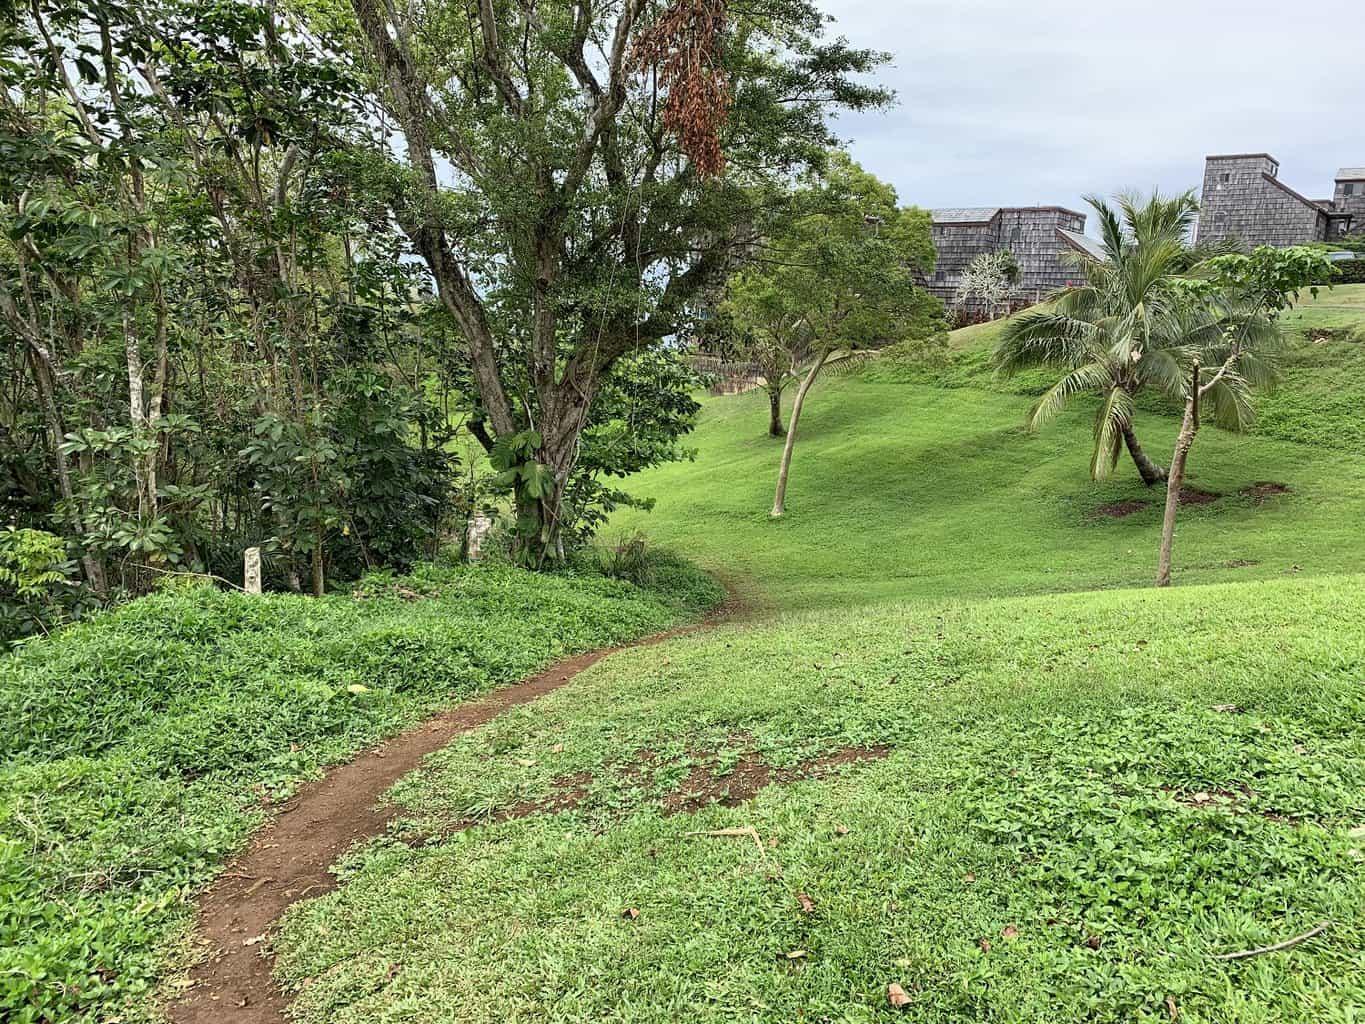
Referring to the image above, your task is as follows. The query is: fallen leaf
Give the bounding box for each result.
[621,907,639,920]
[796,891,815,914]
[1085,935,1103,950]
[243,934,266,947]
[963,872,976,883]
[516,758,537,768]
[834,824,850,836]
[887,983,911,1009]
[551,743,565,753]
[785,949,807,960]
[1211,703,1242,713]
[1348,825,1365,838]
[1166,995,1180,1021]
[1002,925,1019,941]
[978,938,992,953]
[346,684,369,694]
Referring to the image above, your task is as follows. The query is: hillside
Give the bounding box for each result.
[607,285,1365,611]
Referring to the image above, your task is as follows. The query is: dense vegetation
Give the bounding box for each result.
[0,561,720,1024]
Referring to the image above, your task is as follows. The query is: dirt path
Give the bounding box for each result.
[163,622,711,1024]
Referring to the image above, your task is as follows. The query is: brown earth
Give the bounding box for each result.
[1095,499,1149,519]
[162,622,708,1024]
[1240,481,1291,504]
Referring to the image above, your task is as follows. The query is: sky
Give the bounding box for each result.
[821,0,1365,231]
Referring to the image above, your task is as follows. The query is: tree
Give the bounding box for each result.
[1,0,456,599]
[994,191,1202,486]
[954,249,1018,320]
[722,155,941,517]
[1155,247,1334,586]
[339,0,891,563]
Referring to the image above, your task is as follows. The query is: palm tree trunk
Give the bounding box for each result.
[771,351,829,518]
[1122,422,1168,486]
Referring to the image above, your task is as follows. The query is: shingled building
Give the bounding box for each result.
[925,206,1102,311]
[1195,154,1359,248]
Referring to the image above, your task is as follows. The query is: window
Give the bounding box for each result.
[1009,227,1021,243]
[1221,173,1231,183]
[934,271,946,283]
[1346,183,1356,197]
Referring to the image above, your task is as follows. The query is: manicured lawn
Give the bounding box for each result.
[277,575,1365,1023]
[0,562,718,1024]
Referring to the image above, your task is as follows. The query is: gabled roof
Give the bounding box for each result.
[1057,228,1106,262]
[1261,173,1331,214]
[931,207,1000,225]
[1338,167,1365,181]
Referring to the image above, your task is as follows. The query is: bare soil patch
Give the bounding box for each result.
[1178,487,1220,506]
[661,744,891,815]
[1094,499,1149,519]
[163,623,705,1024]
[1240,481,1291,505]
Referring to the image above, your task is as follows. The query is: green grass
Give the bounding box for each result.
[605,375,1365,611]
[276,576,1365,1024]
[0,560,719,1024]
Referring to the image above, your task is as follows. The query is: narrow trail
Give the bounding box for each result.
[163,617,723,1024]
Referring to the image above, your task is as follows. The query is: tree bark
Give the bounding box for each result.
[1122,421,1168,486]
[771,351,829,517]
[1156,363,1199,588]
[767,386,784,437]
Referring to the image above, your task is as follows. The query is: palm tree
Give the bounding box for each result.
[995,191,1212,485]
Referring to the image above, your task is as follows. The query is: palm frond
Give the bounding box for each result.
[996,311,1098,374]
[1203,372,1256,432]
[1026,361,1111,431]
[1090,386,1135,480]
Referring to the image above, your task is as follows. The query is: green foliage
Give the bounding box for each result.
[0,527,76,643]
[0,563,714,1024]
[274,575,1365,1023]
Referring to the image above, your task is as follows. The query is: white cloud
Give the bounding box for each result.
[819,0,1364,225]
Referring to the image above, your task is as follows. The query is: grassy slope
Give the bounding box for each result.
[601,284,1365,612]
[268,288,1365,1022]
[279,577,1365,1024]
[0,562,719,1024]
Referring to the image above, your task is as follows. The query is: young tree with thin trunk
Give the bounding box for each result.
[1156,247,1334,586]
[722,154,941,517]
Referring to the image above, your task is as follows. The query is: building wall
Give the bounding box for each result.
[1197,154,1327,248]
[926,208,1090,310]
[999,208,1088,298]
[1334,177,1365,235]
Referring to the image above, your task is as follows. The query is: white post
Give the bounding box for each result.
[244,546,262,594]
[467,515,493,561]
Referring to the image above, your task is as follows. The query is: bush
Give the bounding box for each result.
[0,561,716,1024]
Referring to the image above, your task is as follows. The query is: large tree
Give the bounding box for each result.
[994,191,1204,486]
[339,0,891,561]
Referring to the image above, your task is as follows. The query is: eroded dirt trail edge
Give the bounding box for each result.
[163,620,711,1024]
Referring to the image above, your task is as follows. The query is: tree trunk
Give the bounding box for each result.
[311,534,325,597]
[1122,421,1168,487]
[771,351,829,518]
[1157,364,1200,588]
[767,386,784,437]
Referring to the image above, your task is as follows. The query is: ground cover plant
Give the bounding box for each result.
[0,560,719,1024]
[276,575,1365,1023]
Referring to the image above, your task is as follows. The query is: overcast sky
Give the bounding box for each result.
[821,0,1365,230]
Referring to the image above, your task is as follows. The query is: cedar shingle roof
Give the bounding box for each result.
[931,207,1000,225]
